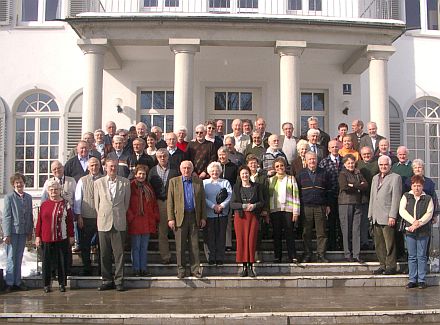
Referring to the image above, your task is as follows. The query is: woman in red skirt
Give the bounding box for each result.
[231,166,265,277]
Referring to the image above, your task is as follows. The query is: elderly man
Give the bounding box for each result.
[349,119,368,151]
[95,159,131,291]
[368,155,402,275]
[104,121,116,145]
[359,122,385,156]
[127,138,154,179]
[167,161,207,278]
[224,119,250,154]
[215,119,225,139]
[224,136,245,166]
[148,148,180,264]
[74,157,103,276]
[205,120,224,153]
[64,140,100,183]
[135,122,148,142]
[176,126,189,152]
[242,119,253,136]
[306,128,325,163]
[279,122,297,165]
[185,124,216,179]
[106,135,131,178]
[166,132,185,170]
[296,151,331,263]
[261,134,288,177]
[319,140,343,250]
[151,126,167,149]
[67,132,100,161]
[301,117,330,155]
[42,160,76,206]
[254,117,272,148]
[116,128,133,155]
[357,146,379,249]
[376,138,398,164]
[244,130,266,163]
[94,129,112,161]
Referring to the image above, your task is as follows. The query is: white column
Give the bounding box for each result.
[170,39,200,135]
[276,41,306,137]
[78,39,107,133]
[367,45,395,139]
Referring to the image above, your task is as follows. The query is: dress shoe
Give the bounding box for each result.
[116,284,125,292]
[44,286,51,293]
[225,246,233,252]
[98,282,115,291]
[192,272,203,279]
[59,285,66,292]
[354,257,364,263]
[384,268,397,275]
[301,255,311,263]
[345,257,355,262]
[239,266,248,277]
[13,283,28,291]
[406,282,417,289]
[248,266,256,278]
[373,268,385,275]
[216,260,223,266]
[317,255,329,263]
[418,282,428,289]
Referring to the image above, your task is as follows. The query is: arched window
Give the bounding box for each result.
[406,97,440,189]
[15,92,60,189]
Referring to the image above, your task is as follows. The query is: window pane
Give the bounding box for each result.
[405,0,421,29]
[141,91,152,110]
[313,93,325,111]
[166,115,174,133]
[427,0,439,30]
[140,115,152,130]
[288,0,302,10]
[430,152,439,163]
[26,119,35,131]
[51,118,59,130]
[228,92,239,111]
[301,93,313,111]
[165,0,179,6]
[40,133,48,145]
[417,137,425,149]
[309,0,322,11]
[153,91,165,109]
[16,133,24,145]
[240,92,252,111]
[430,137,439,150]
[238,0,258,8]
[16,148,24,159]
[416,124,425,135]
[39,176,47,188]
[41,118,49,131]
[25,161,34,174]
[39,161,49,174]
[48,100,59,112]
[22,0,38,21]
[153,115,164,131]
[40,147,48,159]
[15,161,24,173]
[16,119,25,131]
[407,123,415,135]
[144,0,158,7]
[24,176,34,188]
[210,0,230,8]
[215,92,226,110]
[26,133,35,145]
[50,132,59,145]
[50,147,58,159]
[166,91,174,109]
[45,0,60,21]
[26,147,34,159]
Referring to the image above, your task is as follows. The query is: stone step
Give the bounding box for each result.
[23,273,440,289]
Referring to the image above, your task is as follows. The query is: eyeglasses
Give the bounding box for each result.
[274,164,285,168]
[195,131,204,134]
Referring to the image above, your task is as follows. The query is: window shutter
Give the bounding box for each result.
[0,100,5,193]
[0,0,11,25]
[67,116,82,154]
[68,0,98,17]
[389,121,402,153]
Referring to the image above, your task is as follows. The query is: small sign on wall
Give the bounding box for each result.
[343,84,352,95]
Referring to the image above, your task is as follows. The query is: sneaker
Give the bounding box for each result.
[418,282,428,289]
[405,282,417,289]
[98,282,115,291]
[384,268,397,275]
[372,268,385,275]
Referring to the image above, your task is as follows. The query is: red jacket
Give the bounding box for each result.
[126,180,160,235]
[36,200,74,243]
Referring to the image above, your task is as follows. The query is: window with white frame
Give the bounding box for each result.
[142,0,181,12]
[300,91,327,135]
[427,0,439,30]
[15,92,60,189]
[19,0,62,25]
[209,0,258,13]
[207,88,259,134]
[139,90,174,133]
[406,97,440,188]
[288,0,322,12]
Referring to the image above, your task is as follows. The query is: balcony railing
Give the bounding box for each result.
[68,0,403,21]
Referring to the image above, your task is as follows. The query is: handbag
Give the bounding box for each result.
[397,216,407,232]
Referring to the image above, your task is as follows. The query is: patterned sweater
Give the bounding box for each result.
[268,175,300,215]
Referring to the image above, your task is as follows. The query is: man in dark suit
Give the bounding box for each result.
[306,129,325,164]
[106,135,131,178]
[301,116,330,155]
[152,126,167,149]
[349,119,368,152]
[167,160,207,279]
[359,121,385,156]
[64,140,101,182]
[104,121,116,145]
[254,117,272,148]
[165,132,185,170]
[127,138,155,179]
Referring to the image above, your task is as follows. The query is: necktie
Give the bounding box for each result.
[335,157,339,169]
[302,157,306,168]
[312,145,316,153]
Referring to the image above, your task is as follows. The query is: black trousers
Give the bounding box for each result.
[42,240,69,287]
[207,216,228,262]
[270,211,296,260]
[80,218,99,273]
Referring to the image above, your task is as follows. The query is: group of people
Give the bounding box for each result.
[2,116,438,292]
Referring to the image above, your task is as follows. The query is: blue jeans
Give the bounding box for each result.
[5,233,27,286]
[131,234,150,272]
[406,234,429,284]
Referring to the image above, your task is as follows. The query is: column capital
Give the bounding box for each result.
[169,38,200,54]
[77,38,108,55]
[366,45,395,61]
[275,41,307,56]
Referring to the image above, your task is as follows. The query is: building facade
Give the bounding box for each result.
[0,0,438,200]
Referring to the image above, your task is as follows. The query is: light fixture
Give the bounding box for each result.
[114,98,123,113]
[342,100,350,115]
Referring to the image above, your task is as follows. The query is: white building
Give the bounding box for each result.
[0,0,438,200]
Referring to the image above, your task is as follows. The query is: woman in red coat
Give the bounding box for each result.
[35,180,74,293]
[127,164,160,276]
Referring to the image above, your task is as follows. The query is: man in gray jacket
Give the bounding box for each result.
[368,155,402,275]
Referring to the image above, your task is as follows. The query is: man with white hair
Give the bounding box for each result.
[261,134,288,177]
[185,124,216,179]
[104,121,116,145]
[359,122,385,156]
[368,155,402,275]
[135,122,149,142]
[224,119,250,154]
[306,128,325,163]
[349,119,368,152]
[106,135,131,178]
[151,126,167,149]
[279,122,297,165]
[254,117,272,148]
[301,116,330,154]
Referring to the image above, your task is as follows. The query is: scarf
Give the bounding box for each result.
[136,181,154,216]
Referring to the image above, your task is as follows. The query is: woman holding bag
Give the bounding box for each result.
[231,166,265,277]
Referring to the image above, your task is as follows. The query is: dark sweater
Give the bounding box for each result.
[296,167,330,206]
[148,165,180,201]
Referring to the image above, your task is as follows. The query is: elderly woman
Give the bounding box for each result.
[291,139,308,176]
[127,165,160,276]
[399,175,434,289]
[176,126,189,152]
[268,157,300,263]
[231,166,265,277]
[203,161,232,265]
[338,154,368,262]
[35,180,74,293]
[405,159,439,208]
[2,173,34,292]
